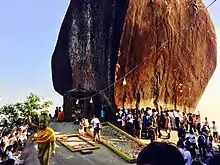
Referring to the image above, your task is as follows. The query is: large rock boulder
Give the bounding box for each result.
[51,0,129,109]
[114,0,217,111]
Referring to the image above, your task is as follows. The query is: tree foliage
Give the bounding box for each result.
[0,93,52,123]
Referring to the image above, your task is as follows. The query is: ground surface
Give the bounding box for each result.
[50,122,135,165]
[24,122,218,165]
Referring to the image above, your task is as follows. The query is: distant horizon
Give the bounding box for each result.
[0,0,219,125]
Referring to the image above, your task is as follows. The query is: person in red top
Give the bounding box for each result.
[57,111,64,122]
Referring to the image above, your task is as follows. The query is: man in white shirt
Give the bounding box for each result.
[1,134,9,147]
[169,110,176,129]
[127,113,134,124]
[127,112,134,135]
[91,115,101,141]
[147,109,152,117]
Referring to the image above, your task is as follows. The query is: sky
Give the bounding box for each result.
[0,0,219,120]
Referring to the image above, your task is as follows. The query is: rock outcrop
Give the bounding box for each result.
[114,0,217,111]
[52,0,217,113]
[51,0,129,108]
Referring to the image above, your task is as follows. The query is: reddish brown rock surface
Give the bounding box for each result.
[115,0,217,111]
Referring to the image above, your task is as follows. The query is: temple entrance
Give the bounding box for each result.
[71,99,84,123]
[63,88,102,122]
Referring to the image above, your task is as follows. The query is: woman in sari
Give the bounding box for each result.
[28,113,56,165]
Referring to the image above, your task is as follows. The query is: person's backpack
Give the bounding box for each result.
[198,135,205,146]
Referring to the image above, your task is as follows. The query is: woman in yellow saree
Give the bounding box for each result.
[28,112,56,165]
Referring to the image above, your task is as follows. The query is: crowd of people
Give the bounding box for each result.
[0,119,30,165]
[137,141,220,165]
[50,105,220,165]
[115,107,220,164]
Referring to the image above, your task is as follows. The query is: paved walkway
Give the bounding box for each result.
[22,122,133,165]
[23,123,219,165]
[52,122,135,165]
[140,130,179,144]
[21,141,40,165]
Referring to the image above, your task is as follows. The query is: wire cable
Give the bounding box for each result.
[67,0,217,101]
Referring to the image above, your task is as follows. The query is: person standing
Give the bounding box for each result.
[188,114,194,133]
[100,108,105,122]
[157,111,164,138]
[198,131,206,160]
[54,107,59,121]
[182,112,188,131]
[212,121,218,143]
[165,112,171,139]
[173,110,180,130]
[127,111,134,136]
[121,113,126,131]
[91,115,101,142]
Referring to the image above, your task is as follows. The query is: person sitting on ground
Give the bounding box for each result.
[0,143,5,157]
[6,145,15,160]
[0,152,14,165]
[1,133,9,149]
[137,142,185,165]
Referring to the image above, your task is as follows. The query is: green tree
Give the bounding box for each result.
[23,93,52,116]
[0,104,19,123]
[0,93,53,123]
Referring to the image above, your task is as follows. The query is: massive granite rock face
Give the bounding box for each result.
[52,0,129,106]
[115,0,217,111]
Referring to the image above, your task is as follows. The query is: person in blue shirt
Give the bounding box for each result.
[100,109,105,122]
[142,112,152,139]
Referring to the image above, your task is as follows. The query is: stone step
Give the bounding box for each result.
[80,150,93,155]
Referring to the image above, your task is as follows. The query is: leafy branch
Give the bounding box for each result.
[0,93,53,123]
